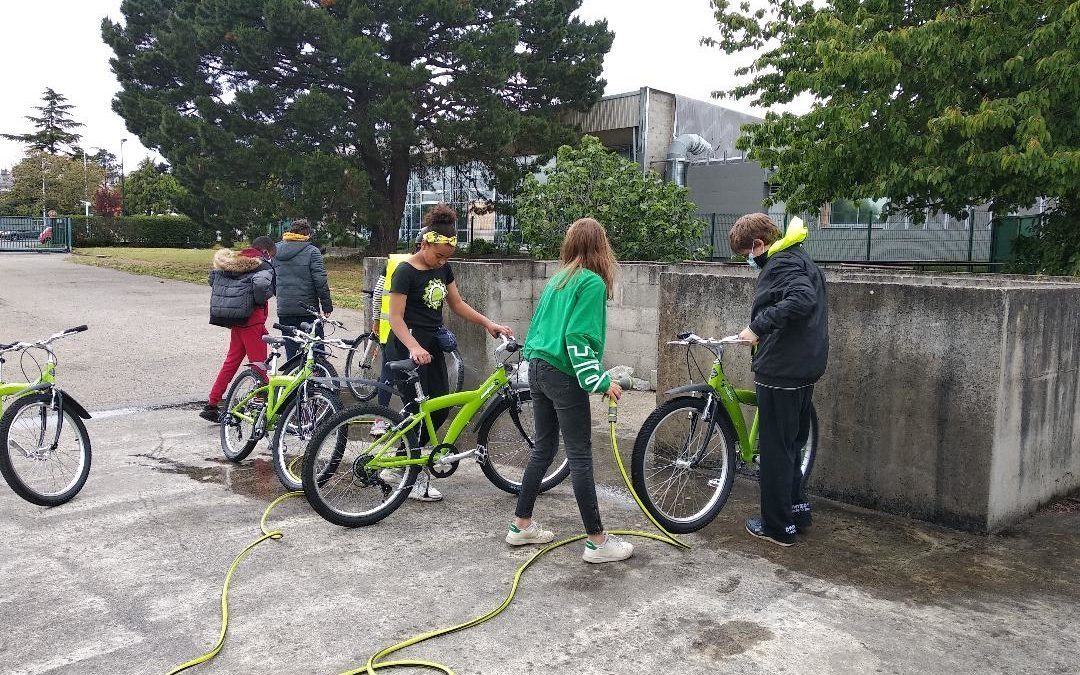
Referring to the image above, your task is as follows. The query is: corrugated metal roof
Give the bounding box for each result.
[563,92,641,131]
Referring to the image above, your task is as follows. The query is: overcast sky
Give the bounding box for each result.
[0,0,807,172]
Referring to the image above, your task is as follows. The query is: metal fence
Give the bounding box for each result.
[0,217,73,253]
[697,212,997,264]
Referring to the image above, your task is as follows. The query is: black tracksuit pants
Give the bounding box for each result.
[756,383,814,539]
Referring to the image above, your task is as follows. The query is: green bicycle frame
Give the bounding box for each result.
[360,365,512,470]
[0,361,56,412]
[704,359,760,463]
[228,353,314,428]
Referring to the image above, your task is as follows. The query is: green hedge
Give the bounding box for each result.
[71,215,214,248]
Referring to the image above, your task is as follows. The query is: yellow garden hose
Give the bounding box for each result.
[347,397,690,675]
[168,396,689,675]
[166,491,304,675]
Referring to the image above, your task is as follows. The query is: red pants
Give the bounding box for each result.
[208,320,269,406]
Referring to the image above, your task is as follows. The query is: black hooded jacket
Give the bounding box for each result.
[748,245,829,388]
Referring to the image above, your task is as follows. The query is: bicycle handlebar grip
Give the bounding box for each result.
[68,325,89,333]
[677,331,692,340]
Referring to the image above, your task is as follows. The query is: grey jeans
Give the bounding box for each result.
[515,358,603,534]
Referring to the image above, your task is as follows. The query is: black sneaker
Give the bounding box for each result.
[745,517,796,547]
[199,405,220,423]
[792,503,812,532]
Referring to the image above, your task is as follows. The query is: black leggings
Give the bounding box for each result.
[388,329,448,445]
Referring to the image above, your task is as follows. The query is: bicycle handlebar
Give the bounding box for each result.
[0,325,90,354]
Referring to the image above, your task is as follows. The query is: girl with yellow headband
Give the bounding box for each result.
[383,203,512,502]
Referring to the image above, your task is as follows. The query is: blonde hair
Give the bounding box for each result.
[729,213,781,252]
[557,218,617,300]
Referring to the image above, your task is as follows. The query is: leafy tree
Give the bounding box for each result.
[0,151,106,216]
[1,88,84,156]
[89,149,122,187]
[705,0,1080,232]
[516,135,706,261]
[1010,198,1080,276]
[103,0,613,253]
[93,186,123,218]
[124,159,188,215]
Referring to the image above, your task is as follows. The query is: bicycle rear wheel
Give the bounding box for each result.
[631,396,737,534]
[219,367,266,462]
[270,385,342,491]
[0,392,91,507]
[302,405,420,527]
[344,337,380,401]
[477,390,569,495]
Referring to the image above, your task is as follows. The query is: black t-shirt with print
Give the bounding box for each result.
[389,261,454,331]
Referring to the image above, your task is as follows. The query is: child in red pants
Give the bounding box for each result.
[201,237,276,422]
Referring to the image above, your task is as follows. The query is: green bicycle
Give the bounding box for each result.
[631,331,818,533]
[219,317,347,491]
[302,335,568,527]
[0,325,92,506]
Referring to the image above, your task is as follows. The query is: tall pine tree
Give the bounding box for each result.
[2,88,85,156]
[103,0,613,251]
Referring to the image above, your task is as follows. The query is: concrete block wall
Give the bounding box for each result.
[657,269,1080,533]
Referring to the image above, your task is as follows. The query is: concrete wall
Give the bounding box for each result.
[364,257,727,389]
[657,268,1080,533]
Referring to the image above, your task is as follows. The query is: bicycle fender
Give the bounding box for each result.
[59,392,93,420]
[9,385,92,420]
[473,389,527,431]
[664,383,714,397]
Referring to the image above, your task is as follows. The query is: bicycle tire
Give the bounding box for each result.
[344,337,380,401]
[0,392,91,507]
[302,404,420,527]
[270,385,342,491]
[219,367,266,463]
[281,353,339,382]
[631,396,737,534]
[476,390,570,495]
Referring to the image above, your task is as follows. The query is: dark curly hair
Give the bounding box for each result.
[421,203,458,238]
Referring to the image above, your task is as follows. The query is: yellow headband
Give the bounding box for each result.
[423,231,457,246]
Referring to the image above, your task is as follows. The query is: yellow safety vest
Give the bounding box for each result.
[378,254,410,344]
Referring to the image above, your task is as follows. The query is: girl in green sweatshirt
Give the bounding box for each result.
[503,218,634,563]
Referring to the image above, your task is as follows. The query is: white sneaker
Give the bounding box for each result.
[408,472,443,502]
[369,419,390,437]
[505,521,555,546]
[582,533,634,563]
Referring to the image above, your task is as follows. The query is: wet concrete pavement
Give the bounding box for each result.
[1,255,1079,674]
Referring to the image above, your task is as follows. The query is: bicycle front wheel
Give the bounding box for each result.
[631,396,737,534]
[0,392,91,507]
[344,337,380,401]
[302,405,420,527]
[270,386,342,491]
[477,390,569,495]
[219,367,266,462]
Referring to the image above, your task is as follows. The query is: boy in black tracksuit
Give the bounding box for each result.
[731,214,829,546]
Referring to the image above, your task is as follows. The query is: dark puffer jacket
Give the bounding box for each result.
[748,245,829,388]
[208,248,274,328]
[273,237,333,316]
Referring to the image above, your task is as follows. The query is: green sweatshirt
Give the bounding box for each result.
[523,268,611,394]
